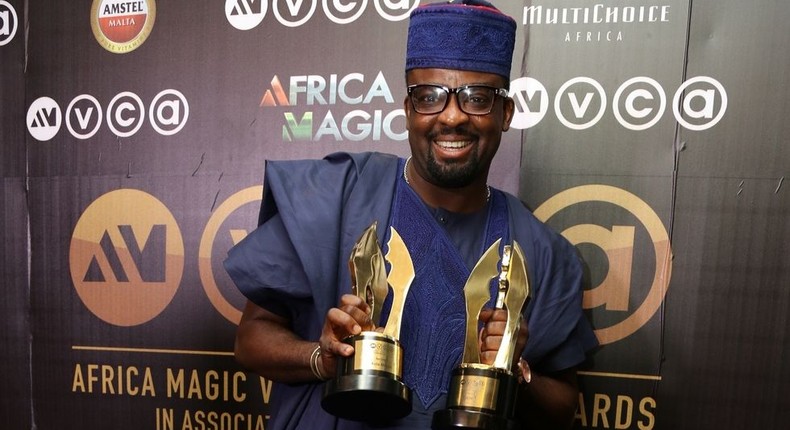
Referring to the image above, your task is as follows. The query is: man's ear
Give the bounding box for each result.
[502,96,515,132]
[403,95,413,130]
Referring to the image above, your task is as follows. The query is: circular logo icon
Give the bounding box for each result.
[374,0,419,21]
[273,0,317,27]
[509,77,549,130]
[672,76,727,131]
[323,0,367,25]
[27,96,62,142]
[107,91,145,137]
[149,89,190,136]
[91,0,156,53]
[199,186,263,325]
[66,94,103,140]
[225,0,267,30]
[534,185,672,345]
[0,0,19,46]
[613,77,666,131]
[70,189,184,326]
[554,77,607,130]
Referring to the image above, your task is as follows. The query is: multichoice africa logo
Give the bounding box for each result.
[260,71,407,142]
[70,189,184,326]
[522,1,673,43]
[91,0,156,53]
[225,0,419,29]
[534,185,672,345]
[0,0,18,46]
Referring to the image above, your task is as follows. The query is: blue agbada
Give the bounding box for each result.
[224,152,597,430]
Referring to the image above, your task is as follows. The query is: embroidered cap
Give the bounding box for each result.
[405,0,517,79]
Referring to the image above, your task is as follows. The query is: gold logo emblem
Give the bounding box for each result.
[535,185,672,345]
[70,189,183,326]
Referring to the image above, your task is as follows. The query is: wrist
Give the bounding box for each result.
[309,344,328,381]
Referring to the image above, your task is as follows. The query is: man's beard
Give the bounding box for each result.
[425,146,480,188]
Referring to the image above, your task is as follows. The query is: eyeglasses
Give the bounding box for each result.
[407,84,510,115]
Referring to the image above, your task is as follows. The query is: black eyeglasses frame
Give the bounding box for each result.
[406,84,510,115]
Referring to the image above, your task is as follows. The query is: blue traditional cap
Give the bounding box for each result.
[405,0,517,80]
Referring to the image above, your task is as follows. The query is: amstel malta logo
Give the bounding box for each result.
[70,189,184,326]
[535,185,672,345]
[91,0,156,53]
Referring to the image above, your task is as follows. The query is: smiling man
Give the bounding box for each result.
[225,1,597,429]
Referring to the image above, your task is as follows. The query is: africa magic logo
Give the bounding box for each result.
[259,71,407,142]
[535,185,672,345]
[91,0,156,53]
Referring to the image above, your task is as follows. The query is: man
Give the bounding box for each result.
[225,1,597,429]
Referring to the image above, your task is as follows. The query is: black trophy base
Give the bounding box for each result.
[432,409,519,430]
[432,364,520,430]
[322,373,412,422]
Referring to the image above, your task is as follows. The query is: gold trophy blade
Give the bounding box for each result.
[348,222,389,327]
[493,241,530,370]
[461,239,502,364]
[382,227,415,338]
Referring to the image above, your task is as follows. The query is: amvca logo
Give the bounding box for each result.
[70,189,184,326]
[27,90,189,141]
[509,76,727,131]
[225,0,418,29]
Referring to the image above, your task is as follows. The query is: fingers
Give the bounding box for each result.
[320,294,374,358]
[339,294,374,330]
[478,308,530,367]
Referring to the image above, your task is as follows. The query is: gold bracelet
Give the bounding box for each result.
[309,344,327,381]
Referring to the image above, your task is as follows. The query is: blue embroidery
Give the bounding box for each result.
[381,159,509,408]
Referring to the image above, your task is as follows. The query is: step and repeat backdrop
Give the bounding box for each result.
[2,1,788,429]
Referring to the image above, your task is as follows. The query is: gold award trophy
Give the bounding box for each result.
[432,239,531,430]
[322,222,415,421]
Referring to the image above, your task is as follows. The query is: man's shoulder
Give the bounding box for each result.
[324,151,400,168]
[502,191,576,255]
[266,151,399,173]
[264,151,399,179]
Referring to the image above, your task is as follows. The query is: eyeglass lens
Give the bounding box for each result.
[410,85,498,115]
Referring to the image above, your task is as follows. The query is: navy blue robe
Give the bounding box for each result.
[224,152,597,430]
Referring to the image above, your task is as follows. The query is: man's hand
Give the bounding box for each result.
[478,307,529,369]
[318,294,375,378]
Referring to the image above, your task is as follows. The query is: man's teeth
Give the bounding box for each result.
[436,140,470,149]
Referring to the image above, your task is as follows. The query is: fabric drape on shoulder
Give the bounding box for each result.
[225,151,400,330]
[505,195,599,373]
[223,152,401,430]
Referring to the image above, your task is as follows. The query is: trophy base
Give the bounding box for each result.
[431,409,519,430]
[432,364,520,430]
[321,332,411,421]
[321,373,412,421]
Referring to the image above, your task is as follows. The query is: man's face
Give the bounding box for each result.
[404,68,514,189]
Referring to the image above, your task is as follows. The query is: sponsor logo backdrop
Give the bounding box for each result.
[1,0,30,429]
[3,0,789,429]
